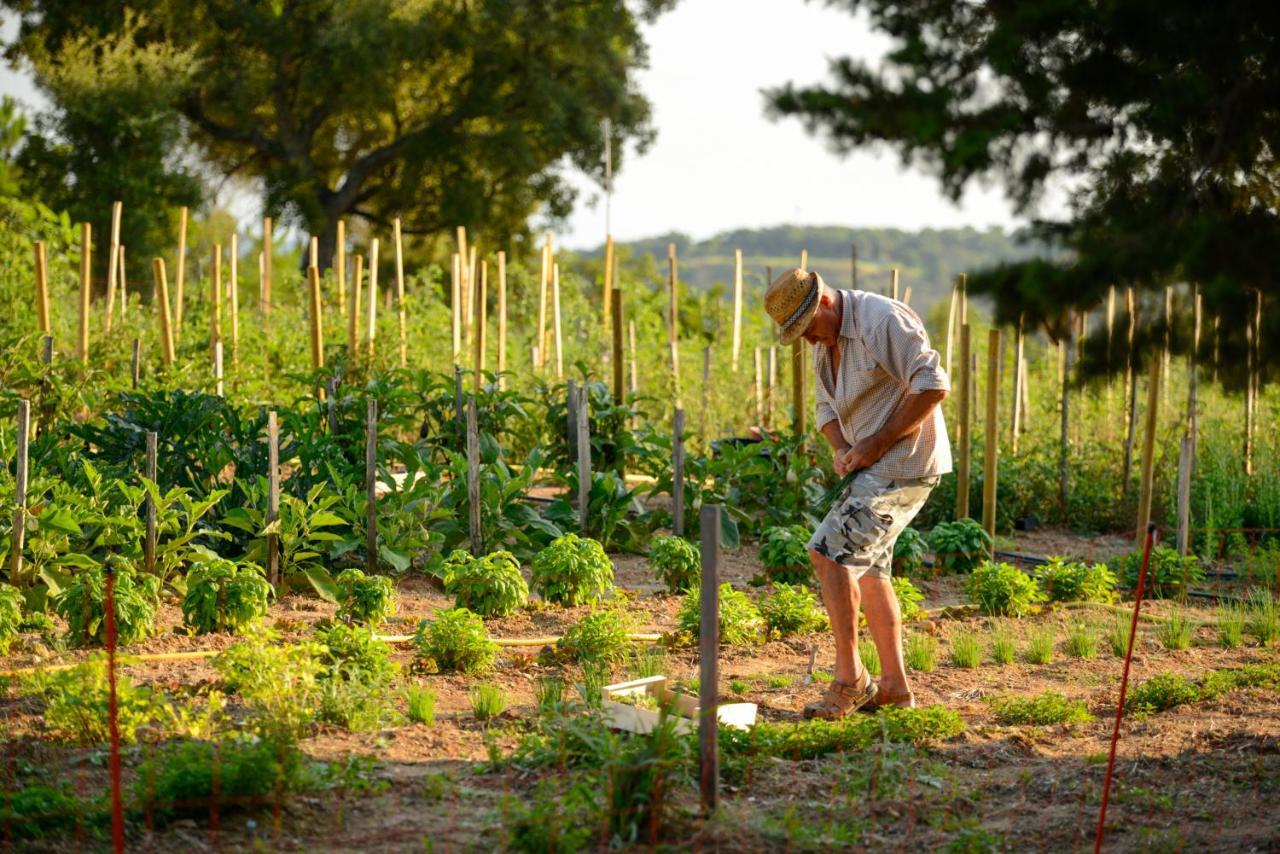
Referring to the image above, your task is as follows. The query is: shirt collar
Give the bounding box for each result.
[837,289,859,340]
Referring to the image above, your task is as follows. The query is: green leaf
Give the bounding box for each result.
[379,545,411,573]
[53,553,99,570]
[38,507,83,536]
[309,512,347,529]
[301,565,338,603]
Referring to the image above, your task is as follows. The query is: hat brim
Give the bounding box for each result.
[778,291,819,345]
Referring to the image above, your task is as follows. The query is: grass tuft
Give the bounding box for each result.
[1064,622,1098,659]
[470,684,508,721]
[948,629,982,669]
[1025,626,1056,665]
[858,638,881,677]
[989,622,1015,665]
[405,685,437,725]
[904,633,937,672]
[1157,607,1194,651]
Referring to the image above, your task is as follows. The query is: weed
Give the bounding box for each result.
[530,534,614,607]
[579,662,610,708]
[759,583,827,638]
[729,678,750,695]
[989,691,1093,725]
[648,534,700,593]
[764,674,794,689]
[905,633,937,672]
[626,648,667,681]
[442,550,528,618]
[990,622,1015,665]
[1025,626,1056,664]
[405,685,437,725]
[811,670,833,684]
[858,637,881,677]
[1246,588,1280,645]
[948,629,982,669]
[413,608,499,674]
[536,675,564,714]
[1216,603,1245,648]
[1107,614,1132,657]
[1158,608,1194,651]
[335,567,399,626]
[1065,622,1098,659]
[968,561,1045,617]
[470,684,508,720]
[724,706,965,759]
[1127,673,1199,714]
[676,582,765,646]
[24,657,166,745]
[557,610,633,665]
[317,678,402,731]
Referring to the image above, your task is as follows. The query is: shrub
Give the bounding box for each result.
[758,525,812,584]
[556,610,633,664]
[989,691,1092,725]
[892,527,928,577]
[24,658,166,745]
[1121,546,1204,599]
[759,583,828,638]
[1246,588,1280,645]
[442,550,528,617]
[530,534,614,606]
[858,638,881,676]
[413,608,498,674]
[648,535,700,593]
[1025,626,1056,664]
[0,582,22,654]
[335,567,398,626]
[54,559,160,647]
[1036,557,1116,603]
[1127,673,1199,714]
[0,784,80,840]
[1065,622,1098,658]
[317,677,402,731]
[405,685,437,725]
[181,557,272,635]
[212,629,324,737]
[1158,608,1194,651]
[968,561,1044,617]
[990,622,1015,665]
[134,735,307,820]
[471,684,508,720]
[676,583,765,646]
[893,576,925,621]
[948,629,981,668]
[928,519,992,574]
[315,622,397,683]
[905,633,937,671]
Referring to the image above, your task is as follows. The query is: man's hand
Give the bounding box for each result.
[835,437,883,476]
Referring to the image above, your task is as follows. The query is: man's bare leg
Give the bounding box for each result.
[809,549,866,686]
[858,575,912,699]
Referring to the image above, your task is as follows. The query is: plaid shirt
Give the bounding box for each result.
[814,289,953,479]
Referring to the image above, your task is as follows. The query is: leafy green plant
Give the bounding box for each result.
[905,633,937,671]
[892,527,928,577]
[315,622,397,684]
[212,629,325,737]
[1120,546,1204,599]
[335,567,398,626]
[676,582,765,646]
[1217,603,1245,648]
[948,629,981,669]
[1246,587,1280,645]
[0,582,22,654]
[0,783,81,840]
[1036,557,1117,603]
[627,648,667,681]
[535,675,564,715]
[858,637,881,676]
[968,561,1044,617]
[1158,608,1195,650]
[759,583,828,638]
[413,607,498,674]
[471,684,508,720]
[317,676,402,731]
[989,691,1092,725]
[405,685,437,725]
[222,481,347,601]
[648,534,700,593]
[442,549,528,617]
[1025,626,1056,664]
[24,657,166,744]
[556,610,633,664]
[724,706,965,760]
[1065,622,1098,658]
[758,524,812,584]
[181,556,272,635]
[530,534,614,606]
[1127,673,1200,714]
[893,576,925,621]
[134,735,308,821]
[990,622,1015,665]
[54,558,160,647]
[928,519,992,574]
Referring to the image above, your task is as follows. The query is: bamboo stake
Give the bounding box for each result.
[537,235,550,371]
[944,280,958,379]
[105,200,122,334]
[228,235,239,362]
[210,245,222,362]
[349,254,363,356]
[78,222,91,363]
[152,258,175,367]
[611,281,624,404]
[309,236,318,270]
[1136,354,1163,541]
[668,243,679,361]
[1122,288,1138,493]
[732,248,743,372]
[1060,313,1072,515]
[983,329,1000,550]
[466,245,477,356]
[308,265,324,376]
[850,242,858,289]
[498,251,508,390]
[473,260,487,392]
[754,347,763,425]
[1106,285,1116,401]
[34,241,50,335]
[767,346,777,427]
[451,253,461,364]
[629,320,639,397]
[394,217,407,368]
[1175,436,1192,557]
[214,342,224,397]
[261,215,272,320]
[1188,286,1201,453]
[118,245,127,319]
[890,268,899,301]
[9,400,29,586]
[367,238,379,358]
[1245,294,1255,477]
[603,235,614,341]
[552,262,564,378]
[792,340,805,436]
[800,249,808,269]
[673,408,686,536]
[960,274,968,324]
[1011,314,1024,453]
[336,220,346,319]
[700,346,711,440]
[903,286,912,306]
[1162,285,1173,406]
[956,323,971,519]
[174,206,188,336]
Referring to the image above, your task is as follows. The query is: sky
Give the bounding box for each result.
[0,2,1055,250]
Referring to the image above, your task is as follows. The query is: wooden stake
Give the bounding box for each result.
[537,235,549,371]
[1122,289,1138,493]
[668,243,679,361]
[800,249,808,269]
[956,323,971,519]
[731,248,743,372]
[266,412,280,587]
[1245,295,1255,477]
[754,347,764,426]
[498,251,508,390]
[890,268,899,302]
[174,206,188,336]
[1106,284,1116,401]
[144,432,157,575]
[466,397,482,554]
[700,346,712,440]
[1136,354,1162,541]
[78,222,91,363]
[308,265,324,375]
[603,235,614,340]
[214,341,224,397]
[959,274,968,324]
[850,242,858,289]
[903,285,912,306]
[1011,314,1024,453]
[611,282,624,404]
[309,236,318,270]
[983,329,1000,550]
[552,262,564,378]
[34,241,50,334]
[792,340,806,435]
[367,238,379,358]
[349,254,363,355]
[1060,313,1072,515]
[1188,286,1201,450]
[944,281,958,380]
[336,220,346,319]
[451,253,461,364]
[227,236,238,362]
[366,398,378,573]
[105,200,122,335]
[261,216,272,320]
[1175,435,1193,557]
[394,217,407,368]
[466,245,477,356]
[210,244,222,359]
[577,388,591,534]
[473,260,487,392]
[698,502,721,815]
[629,320,639,397]
[152,258,175,367]
[673,408,686,536]
[8,400,29,586]
[767,346,777,427]
[130,339,140,389]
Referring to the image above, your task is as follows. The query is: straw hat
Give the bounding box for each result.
[766,268,822,345]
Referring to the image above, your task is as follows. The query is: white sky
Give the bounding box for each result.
[1,3,1056,249]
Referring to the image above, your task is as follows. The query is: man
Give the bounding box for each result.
[765,268,951,720]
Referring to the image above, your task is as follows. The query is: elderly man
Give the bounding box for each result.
[766,268,951,720]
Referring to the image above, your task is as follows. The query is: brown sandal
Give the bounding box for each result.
[860,687,916,712]
[802,674,878,720]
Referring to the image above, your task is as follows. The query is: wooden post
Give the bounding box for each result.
[1163,285,1173,406]
[466,396,482,554]
[792,340,805,435]
[228,235,239,362]
[394,217,407,368]
[577,387,591,534]
[144,431,157,575]
[1122,288,1139,493]
[453,366,465,438]
[8,400,29,586]
[673,408,686,536]
[767,346,777,427]
[367,238,379,358]
[1246,290,1260,477]
[1188,286,1201,454]
[603,235,614,341]
[130,339,140,389]
[731,248,743,372]
[308,236,318,270]
[336,220,346,319]
[1106,285,1116,401]
[78,222,91,363]
[1212,314,1220,384]
[754,347,764,426]
[552,263,564,378]
[104,201,122,335]
[34,241,50,335]
[498,252,508,390]
[944,281,959,380]
[611,283,624,403]
[1136,355,1162,541]
[629,320,639,397]
[700,346,712,440]
[537,235,549,371]
[366,399,378,573]
[152,258,176,367]
[983,329,1000,550]
[451,252,461,365]
[174,206,188,336]
[890,268,899,302]
[1011,315,1024,453]
[668,243,679,363]
[956,324,971,519]
[850,242,858,289]
[1060,313,1073,515]
[349,254,363,355]
[466,245,477,353]
[800,249,808,269]
[566,379,578,461]
[211,245,222,361]
[903,286,912,306]
[266,412,280,587]
[473,260,487,393]
[698,503,721,815]
[214,342,224,397]
[1175,435,1193,557]
[308,265,324,376]
[261,215,273,320]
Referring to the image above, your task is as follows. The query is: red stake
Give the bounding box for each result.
[1094,522,1157,853]
[104,562,125,853]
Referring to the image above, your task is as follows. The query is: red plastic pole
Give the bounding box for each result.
[104,564,125,853]
[1094,522,1157,853]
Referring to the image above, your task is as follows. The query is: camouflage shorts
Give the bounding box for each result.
[807,471,938,579]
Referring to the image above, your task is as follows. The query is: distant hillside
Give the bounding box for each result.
[583,225,1053,313]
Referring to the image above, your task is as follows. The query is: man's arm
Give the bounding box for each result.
[821,419,849,457]
[837,389,947,474]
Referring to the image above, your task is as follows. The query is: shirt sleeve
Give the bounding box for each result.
[813,345,839,430]
[865,307,951,394]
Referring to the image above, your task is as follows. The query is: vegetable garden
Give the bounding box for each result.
[1,215,1278,851]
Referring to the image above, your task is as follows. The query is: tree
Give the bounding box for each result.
[767,1,1277,386]
[5,0,675,269]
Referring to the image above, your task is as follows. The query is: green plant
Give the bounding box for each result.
[1127,673,1200,714]
[54,558,160,647]
[928,519,992,574]
[1036,557,1117,603]
[441,549,528,618]
[405,685,437,725]
[1025,626,1056,664]
[858,638,881,676]
[24,658,167,744]
[181,556,272,635]
[0,582,22,654]
[223,481,347,600]
[317,677,402,731]
[893,576,925,621]
[758,524,812,584]
[1246,587,1280,645]
[535,675,564,714]
[315,622,397,684]
[530,534,614,606]
[556,610,633,664]
[725,706,965,760]
[1217,603,1245,648]
[905,633,937,671]
[1121,546,1204,599]
[648,534,700,593]
[471,684,508,720]
[212,629,324,737]
[579,662,611,707]
[627,649,667,680]
[968,561,1044,617]
[335,567,398,626]
[948,629,981,668]
[676,582,765,646]
[1065,622,1098,658]
[759,583,828,638]
[892,527,928,577]
[1108,614,1132,657]
[413,608,498,674]
[0,784,81,840]
[989,691,1092,725]
[134,735,308,821]
[1158,608,1195,651]
[990,622,1015,665]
